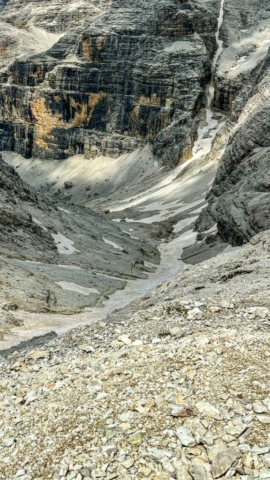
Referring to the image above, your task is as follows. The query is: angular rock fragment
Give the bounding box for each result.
[212,448,241,479]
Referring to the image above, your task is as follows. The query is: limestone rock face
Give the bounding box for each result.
[0,0,111,79]
[221,0,270,47]
[213,0,270,112]
[0,154,57,261]
[1,0,111,33]
[0,0,219,167]
[197,51,270,245]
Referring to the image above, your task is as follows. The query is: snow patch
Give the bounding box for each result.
[102,238,123,251]
[55,282,99,296]
[58,207,72,214]
[32,217,48,232]
[52,233,80,255]
[58,265,82,270]
[164,41,196,54]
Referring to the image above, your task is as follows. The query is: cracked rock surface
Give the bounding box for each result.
[0,0,219,166]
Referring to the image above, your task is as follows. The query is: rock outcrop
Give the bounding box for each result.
[1,0,111,32]
[0,148,161,315]
[0,0,219,167]
[221,0,270,47]
[0,153,57,261]
[0,1,111,94]
[197,51,270,245]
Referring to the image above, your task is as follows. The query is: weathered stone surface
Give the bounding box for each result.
[0,147,161,321]
[0,153,57,261]
[176,426,196,447]
[1,0,111,33]
[197,50,270,245]
[196,401,220,419]
[212,448,241,478]
[169,403,194,418]
[221,0,270,48]
[0,0,219,166]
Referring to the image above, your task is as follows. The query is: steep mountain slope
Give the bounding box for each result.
[0,147,160,327]
[0,0,219,167]
[1,230,270,479]
[1,0,111,32]
[0,0,111,72]
[221,0,270,46]
[0,153,57,261]
[1,1,270,479]
[197,23,270,244]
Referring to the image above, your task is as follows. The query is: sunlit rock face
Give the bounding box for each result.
[0,0,219,167]
[0,0,111,32]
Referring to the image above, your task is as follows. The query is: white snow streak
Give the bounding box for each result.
[51,233,80,255]
[55,282,99,296]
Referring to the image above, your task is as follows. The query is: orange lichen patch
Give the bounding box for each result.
[35,138,49,149]
[166,98,173,108]
[158,109,172,130]
[31,97,65,149]
[82,34,93,62]
[72,92,107,127]
[81,34,108,62]
[129,95,172,140]
[181,147,193,163]
[130,94,162,119]
[31,92,107,147]
[88,92,106,109]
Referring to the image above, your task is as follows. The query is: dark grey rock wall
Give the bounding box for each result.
[197,51,270,245]
[0,0,219,167]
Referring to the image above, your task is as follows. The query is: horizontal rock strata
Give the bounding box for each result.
[0,0,219,166]
[197,49,270,245]
[1,0,111,33]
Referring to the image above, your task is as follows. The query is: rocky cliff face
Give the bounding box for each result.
[0,0,219,167]
[213,0,270,112]
[194,0,270,246]
[0,0,111,80]
[0,153,58,261]
[1,0,111,32]
[221,0,270,47]
[197,49,270,245]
